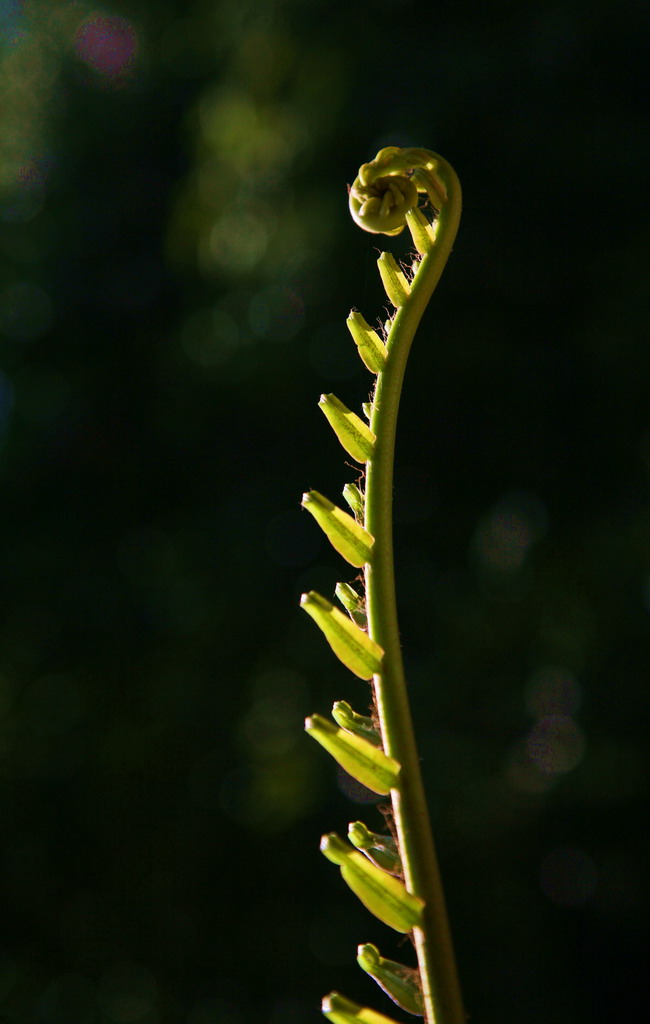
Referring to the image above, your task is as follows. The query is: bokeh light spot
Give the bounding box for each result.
[505,740,555,793]
[526,715,585,775]
[74,14,137,77]
[540,847,597,906]
[219,757,315,832]
[240,693,300,756]
[0,0,25,48]
[1,183,45,223]
[473,491,547,575]
[199,88,258,157]
[208,203,271,272]
[16,154,49,189]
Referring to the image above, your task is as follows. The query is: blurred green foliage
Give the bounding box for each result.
[0,0,648,1021]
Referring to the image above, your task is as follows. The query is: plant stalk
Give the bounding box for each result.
[364,161,464,1024]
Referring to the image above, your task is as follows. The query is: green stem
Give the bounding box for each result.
[364,158,464,1024]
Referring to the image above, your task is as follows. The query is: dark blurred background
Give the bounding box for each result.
[0,0,648,1021]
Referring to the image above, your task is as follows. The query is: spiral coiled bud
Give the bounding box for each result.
[349,173,418,236]
[349,145,450,237]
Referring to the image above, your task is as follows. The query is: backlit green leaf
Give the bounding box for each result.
[334,583,367,627]
[377,252,411,308]
[357,943,424,1016]
[322,992,401,1024]
[348,822,401,875]
[319,393,376,463]
[342,482,364,519]
[300,591,383,679]
[302,490,373,567]
[305,714,399,794]
[332,701,379,744]
[346,312,388,373]
[405,207,436,256]
[320,833,424,932]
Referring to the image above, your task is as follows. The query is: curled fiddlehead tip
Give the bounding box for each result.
[349,173,418,236]
[349,146,450,236]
